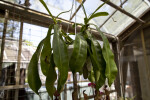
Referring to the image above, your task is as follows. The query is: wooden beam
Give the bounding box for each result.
[70,0,86,20]
[15,21,24,100]
[100,0,145,24]
[0,81,89,90]
[141,29,150,82]
[0,0,117,42]
[0,9,9,80]
[121,47,129,98]
[112,42,122,97]
[0,81,90,90]
[0,85,29,90]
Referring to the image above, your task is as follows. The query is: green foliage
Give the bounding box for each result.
[88,67,95,82]
[24,40,33,46]
[82,59,89,79]
[95,25,118,86]
[88,39,106,90]
[61,30,74,45]
[53,25,69,93]
[40,25,53,76]
[28,0,118,98]
[69,34,87,74]
[87,12,109,23]
[39,0,71,24]
[28,39,44,95]
[45,54,57,99]
[82,2,108,25]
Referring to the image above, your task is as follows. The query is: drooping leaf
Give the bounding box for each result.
[40,25,53,76]
[53,24,69,93]
[88,38,106,90]
[28,39,44,95]
[83,61,88,79]
[46,54,57,99]
[69,34,87,74]
[83,57,92,79]
[90,41,100,80]
[87,39,100,82]
[95,26,118,86]
[91,40,106,89]
[88,67,95,83]
[87,12,109,23]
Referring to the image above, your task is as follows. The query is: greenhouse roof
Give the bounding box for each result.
[3,0,150,36]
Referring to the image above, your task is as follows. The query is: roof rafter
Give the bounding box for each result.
[100,0,145,24]
[70,0,86,20]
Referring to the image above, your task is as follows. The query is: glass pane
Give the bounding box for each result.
[102,0,149,35]
[0,17,4,37]
[120,26,150,100]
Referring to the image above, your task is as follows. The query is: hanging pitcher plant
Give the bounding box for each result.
[27,0,118,99]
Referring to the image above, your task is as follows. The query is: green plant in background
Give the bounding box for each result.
[27,0,118,100]
[24,40,33,46]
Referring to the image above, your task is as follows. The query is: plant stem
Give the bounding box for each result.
[72,73,78,100]
[81,3,87,18]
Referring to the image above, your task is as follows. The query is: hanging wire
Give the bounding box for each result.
[66,0,75,33]
[120,0,123,8]
[75,0,77,35]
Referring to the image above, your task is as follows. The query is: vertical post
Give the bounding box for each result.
[0,9,9,82]
[15,21,24,100]
[121,48,128,99]
[72,73,78,100]
[112,41,122,97]
[141,29,150,82]
[64,84,67,100]
[127,46,142,100]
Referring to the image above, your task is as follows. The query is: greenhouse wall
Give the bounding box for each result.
[119,11,150,100]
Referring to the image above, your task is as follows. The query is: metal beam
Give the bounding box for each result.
[99,0,127,28]
[100,0,145,24]
[70,0,86,20]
